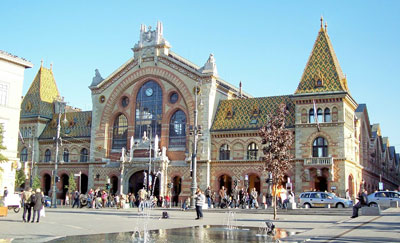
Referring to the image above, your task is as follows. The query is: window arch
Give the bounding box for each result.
[247,142,258,160]
[324,108,331,122]
[20,147,28,162]
[112,114,128,150]
[80,148,88,162]
[134,81,163,141]
[313,137,328,157]
[309,109,314,123]
[169,110,186,148]
[219,144,230,160]
[44,149,51,162]
[317,108,323,123]
[63,148,69,162]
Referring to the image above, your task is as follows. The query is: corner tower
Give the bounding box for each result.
[292,18,360,198]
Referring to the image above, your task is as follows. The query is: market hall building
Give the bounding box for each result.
[18,20,400,204]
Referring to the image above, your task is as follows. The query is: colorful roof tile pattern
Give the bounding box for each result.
[21,67,60,119]
[211,95,295,132]
[39,111,92,139]
[295,28,348,95]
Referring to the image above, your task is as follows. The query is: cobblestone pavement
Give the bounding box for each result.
[0,206,399,242]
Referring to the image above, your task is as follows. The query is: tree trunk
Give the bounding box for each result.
[273,184,277,220]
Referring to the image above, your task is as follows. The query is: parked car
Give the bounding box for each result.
[299,191,353,208]
[367,191,400,207]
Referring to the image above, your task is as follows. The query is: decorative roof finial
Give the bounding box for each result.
[320,16,323,29]
[325,22,328,32]
[41,59,43,67]
[50,62,53,71]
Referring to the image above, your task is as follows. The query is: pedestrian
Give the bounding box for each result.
[31,188,43,223]
[22,187,33,223]
[138,187,147,212]
[211,192,216,208]
[128,193,135,208]
[205,186,212,208]
[239,188,245,208]
[351,189,368,218]
[219,186,227,208]
[194,188,205,220]
[182,197,190,211]
[72,190,80,208]
[40,192,46,218]
[231,186,239,208]
[3,187,8,198]
[101,190,107,208]
[250,188,259,209]
[345,189,350,200]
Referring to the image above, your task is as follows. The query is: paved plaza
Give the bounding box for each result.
[0,206,399,242]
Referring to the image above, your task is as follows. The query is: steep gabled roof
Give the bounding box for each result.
[211,95,295,132]
[21,66,60,119]
[295,22,349,95]
[39,111,92,139]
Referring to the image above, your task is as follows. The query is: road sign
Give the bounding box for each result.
[74,173,81,177]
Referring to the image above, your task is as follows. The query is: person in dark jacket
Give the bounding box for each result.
[22,187,33,222]
[72,191,80,208]
[351,189,368,218]
[31,188,43,223]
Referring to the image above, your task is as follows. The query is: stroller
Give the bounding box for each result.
[220,197,230,209]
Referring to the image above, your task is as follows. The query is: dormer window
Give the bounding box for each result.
[316,79,323,87]
[226,106,233,118]
[314,70,324,87]
[252,104,260,117]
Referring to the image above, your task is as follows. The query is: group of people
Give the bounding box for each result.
[204,186,262,209]
[21,187,44,223]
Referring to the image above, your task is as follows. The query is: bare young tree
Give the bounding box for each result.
[259,103,294,220]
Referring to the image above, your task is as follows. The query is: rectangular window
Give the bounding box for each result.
[0,82,8,106]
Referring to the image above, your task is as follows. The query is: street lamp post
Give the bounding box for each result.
[143,125,152,194]
[52,100,66,208]
[190,85,201,208]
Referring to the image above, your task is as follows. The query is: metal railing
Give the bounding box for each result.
[304,157,333,165]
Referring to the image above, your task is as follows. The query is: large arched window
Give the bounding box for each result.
[313,137,328,157]
[135,81,162,142]
[20,147,28,162]
[63,148,69,162]
[219,144,230,160]
[309,109,315,123]
[317,108,323,123]
[324,108,331,122]
[44,149,51,162]
[169,110,186,148]
[247,142,258,160]
[80,148,88,162]
[112,114,128,149]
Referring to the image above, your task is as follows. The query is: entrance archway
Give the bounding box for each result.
[218,174,232,195]
[172,176,182,206]
[315,176,328,192]
[110,176,119,195]
[128,170,160,198]
[61,174,69,200]
[248,174,260,194]
[81,174,88,194]
[43,174,51,196]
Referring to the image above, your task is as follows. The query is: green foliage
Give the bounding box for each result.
[15,169,26,189]
[0,124,8,162]
[66,173,77,192]
[32,175,41,190]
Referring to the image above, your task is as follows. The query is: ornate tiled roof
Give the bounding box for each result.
[39,111,92,139]
[21,66,60,119]
[295,25,348,95]
[211,95,295,132]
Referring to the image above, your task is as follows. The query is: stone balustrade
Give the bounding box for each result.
[304,157,333,165]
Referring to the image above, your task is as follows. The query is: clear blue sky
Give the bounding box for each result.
[1,1,399,148]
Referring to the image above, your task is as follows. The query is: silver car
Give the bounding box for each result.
[299,192,353,208]
[367,191,400,207]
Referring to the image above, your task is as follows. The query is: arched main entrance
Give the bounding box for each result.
[315,176,328,192]
[219,174,232,195]
[81,174,88,194]
[61,174,69,200]
[129,170,160,198]
[110,176,119,195]
[172,176,182,206]
[43,174,51,196]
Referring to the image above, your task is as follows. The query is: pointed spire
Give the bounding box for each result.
[50,62,53,71]
[40,59,43,68]
[295,19,348,95]
[239,81,242,98]
[325,22,328,32]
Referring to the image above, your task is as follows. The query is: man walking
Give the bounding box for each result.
[31,188,43,223]
[219,186,227,208]
[138,187,147,212]
[72,190,80,208]
[194,188,205,220]
[231,186,239,208]
[22,187,32,222]
[351,189,368,218]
